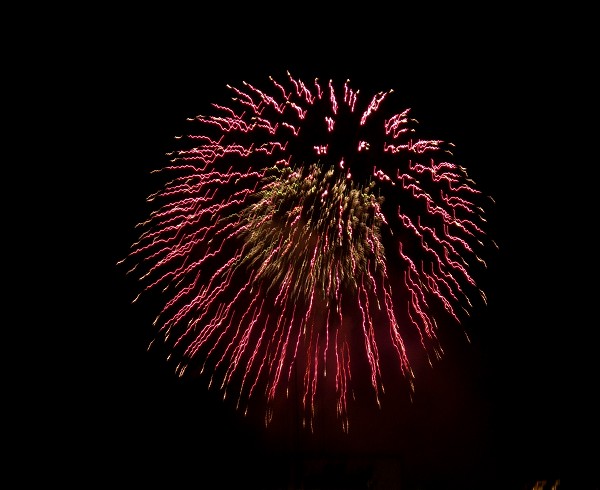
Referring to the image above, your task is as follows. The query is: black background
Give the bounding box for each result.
[52,7,596,489]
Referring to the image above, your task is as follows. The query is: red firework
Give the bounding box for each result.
[119,71,495,432]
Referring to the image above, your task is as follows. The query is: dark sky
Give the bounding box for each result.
[75,11,596,490]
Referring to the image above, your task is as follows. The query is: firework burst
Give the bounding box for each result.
[119,71,495,432]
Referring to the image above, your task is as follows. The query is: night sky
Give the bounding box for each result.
[73,10,596,490]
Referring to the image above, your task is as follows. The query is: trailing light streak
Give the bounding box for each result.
[119,71,496,432]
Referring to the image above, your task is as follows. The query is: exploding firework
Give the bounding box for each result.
[119,71,495,432]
